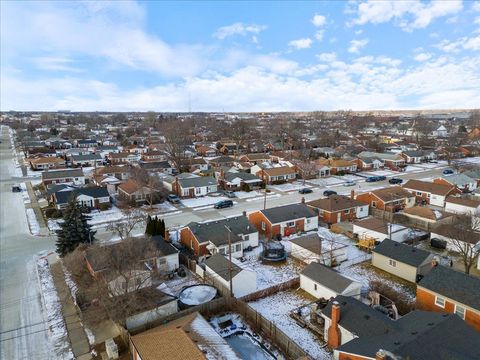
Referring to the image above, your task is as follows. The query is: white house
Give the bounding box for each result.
[290,233,348,266]
[300,262,362,300]
[163,173,218,198]
[353,218,410,243]
[151,236,180,274]
[204,254,256,298]
[445,196,480,215]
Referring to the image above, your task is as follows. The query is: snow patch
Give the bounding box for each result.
[178,285,217,306]
[26,208,40,235]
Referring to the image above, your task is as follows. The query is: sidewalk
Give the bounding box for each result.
[25,180,50,235]
[50,262,92,359]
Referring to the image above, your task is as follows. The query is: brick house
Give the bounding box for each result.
[307,194,369,225]
[315,158,357,175]
[354,157,384,171]
[417,265,480,332]
[433,174,477,192]
[239,153,270,165]
[402,179,459,207]
[117,179,160,204]
[29,156,66,170]
[41,168,85,186]
[256,166,297,184]
[248,203,318,239]
[355,186,415,212]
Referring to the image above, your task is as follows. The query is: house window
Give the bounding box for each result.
[307,218,311,224]
[344,209,350,214]
[388,259,396,267]
[314,284,317,291]
[372,201,377,208]
[286,221,295,227]
[135,277,142,287]
[416,191,422,196]
[455,305,465,319]
[435,296,445,308]
[219,247,226,255]
[261,222,266,231]
[195,187,202,195]
[234,243,242,252]
[244,235,250,241]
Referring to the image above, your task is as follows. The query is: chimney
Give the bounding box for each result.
[350,190,355,199]
[376,350,386,360]
[301,197,305,204]
[327,301,341,348]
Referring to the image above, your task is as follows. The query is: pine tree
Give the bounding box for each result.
[145,215,153,235]
[55,196,95,256]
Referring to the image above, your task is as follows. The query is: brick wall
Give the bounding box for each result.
[180,228,208,256]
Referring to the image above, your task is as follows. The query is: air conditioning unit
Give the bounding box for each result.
[105,338,119,359]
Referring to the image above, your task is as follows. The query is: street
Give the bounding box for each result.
[0,125,57,359]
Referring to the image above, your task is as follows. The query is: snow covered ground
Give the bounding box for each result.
[245,193,282,202]
[249,291,332,360]
[270,181,311,192]
[26,208,40,235]
[360,170,397,177]
[234,190,265,199]
[457,156,480,164]
[181,196,233,209]
[37,258,75,359]
[403,165,425,173]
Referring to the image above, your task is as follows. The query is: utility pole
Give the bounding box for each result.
[225,225,233,297]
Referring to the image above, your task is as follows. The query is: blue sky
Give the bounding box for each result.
[1,0,479,111]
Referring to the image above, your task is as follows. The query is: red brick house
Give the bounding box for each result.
[417,265,480,332]
[307,194,369,225]
[256,166,297,184]
[355,186,415,212]
[315,158,357,175]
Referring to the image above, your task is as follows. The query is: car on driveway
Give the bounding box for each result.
[389,178,403,184]
[214,200,234,209]
[344,180,356,186]
[323,190,337,197]
[298,188,313,194]
[224,191,236,198]
[167,194,181,204]
[11,184,22,192]
[443,169,454,175]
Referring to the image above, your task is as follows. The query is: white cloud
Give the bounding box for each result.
[311,14,327,27]
[314,30,325,41]
[436,35,480,52]
[288,38,313,50]
[316,52,337,62]
[33,57,83,72]
[413,53,432,62]
[349,0,463,31]
[473,1,480,12]
[213,22,267,40]
[348,38,369,53]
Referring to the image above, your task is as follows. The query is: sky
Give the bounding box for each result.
[1,0,479,112]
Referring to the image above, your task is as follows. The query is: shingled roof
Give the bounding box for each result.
[301,263,357,294]
[373,239,432,267]
[260,203,317,224]
[307,194,367,212]
[403,179,455,196]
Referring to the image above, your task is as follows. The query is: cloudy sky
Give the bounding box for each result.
[1,0,479,112]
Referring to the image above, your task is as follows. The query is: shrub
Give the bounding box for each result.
[45,208,63,219]
[98,203,111,211]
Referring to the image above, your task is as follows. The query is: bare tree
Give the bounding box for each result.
[160,120,190,170]
[129,167,167,208]
[440,213,480,274]
[106,207,145,241]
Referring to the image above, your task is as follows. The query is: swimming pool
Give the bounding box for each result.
[225,332,276,360]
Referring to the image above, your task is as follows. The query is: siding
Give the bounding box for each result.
[371,252,418,282]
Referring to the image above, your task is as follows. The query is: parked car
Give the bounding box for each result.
[167,194,181,204]
[443,169,454,175]
[298,188,313,194]
[214,200,234,209]
[11,185,21,192]
[366,176,379,182]
[344,180,356,186]
[430,237,447,249]
[377,175,387,181]
[323,190,337,197]
[389,178,403,184]
[224,191,236,198]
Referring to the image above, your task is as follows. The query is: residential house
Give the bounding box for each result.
[290,233,348,266]
[117,179,160,204]
[76,139,97,148]
[402,206,451,224]
[433,174,477,192]
[315,158,357,175]
[401,150,425,164]
[181,157,209,172]
[29,156,66,170]
[256,166,297,184]
[300,262,362,300]
[307,194,369,225]
[208,155,235,168]
[403,179,459,207]
[329,297,480,359]
[195,144,217,157]
[130,312,240,360]
[141,150,165,162]
[180,216,258,257]
[355,186,415,211]
[41,168,85,186]
[357,151,405,169]
[354,156,384,171]
[248,203,318,238]
[164,173,218,198]
[139,160,174,175]
[371,239,434,282]
[417,265,480,332]
[204,254,256,297]
[70,153,103,167]
[219,171,263,191]
[108,151,138,164]
[53,186,110,210]
[444,196,480,215]
[429,223,480,254]
[353,218,411,243]
[239,153,271,165]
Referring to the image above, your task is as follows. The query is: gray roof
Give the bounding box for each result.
[373,239,432,267]
[151,235,179,257]
[402,150,424,157]
[322,295,395,338]
[261,203,317,224]
[224,172,261,182]
[42,168,84,180]
[418,266,480,310]
[179,176,217,188]
[290,233,322,254]
[71,153,102,161]
[338,310,480,360]
[187,216,255,247]
[301,262,356,294]
[54,186,110,205]
[204,254,242,281]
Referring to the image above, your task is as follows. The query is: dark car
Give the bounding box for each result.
[389,178,403,184]
[323,190,337,197]
[430,237,447,249]
[214,200,234,209]
[167,194,181,204]
[366,176,379,182]
[224,191,236,198]
[298,188,313,194]
[11,185,22,192]
[377,175,387,181]
[443,169,454,175]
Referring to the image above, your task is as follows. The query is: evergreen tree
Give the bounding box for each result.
[55,196,95,256]
[145,215,153,235]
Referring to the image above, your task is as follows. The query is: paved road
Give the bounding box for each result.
[0,126,57,359]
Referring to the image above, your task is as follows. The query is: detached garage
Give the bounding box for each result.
[300,262,362,300]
